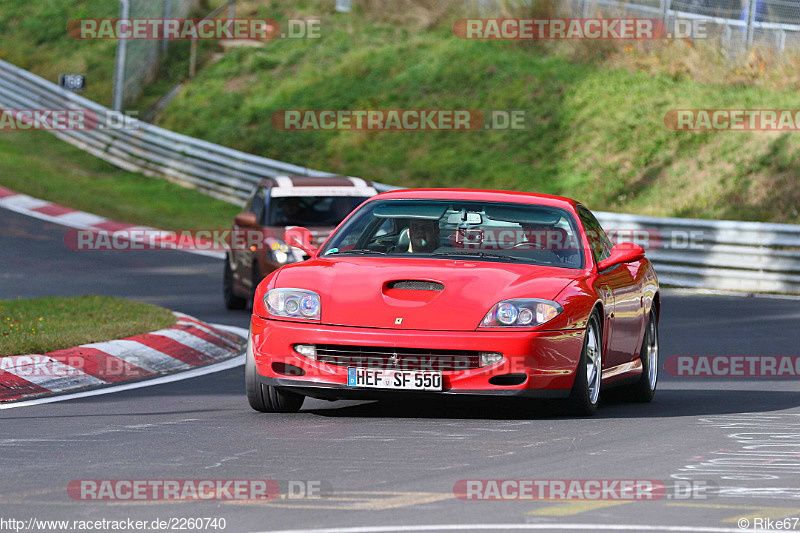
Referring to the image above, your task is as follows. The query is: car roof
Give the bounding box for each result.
[256,175,377,198]
[369,188,582,212]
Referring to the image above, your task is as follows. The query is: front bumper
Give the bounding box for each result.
[250,314,585,398]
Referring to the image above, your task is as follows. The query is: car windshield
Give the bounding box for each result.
[268,196,370,227]
[320,199,584,269]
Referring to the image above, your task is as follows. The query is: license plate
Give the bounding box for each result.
[347,368,442,391]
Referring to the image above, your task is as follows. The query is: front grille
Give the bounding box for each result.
[314,344,482,371]
[387,280,444,291]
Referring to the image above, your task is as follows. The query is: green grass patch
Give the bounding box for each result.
[0,295,176,356]
[153,1,800,224]
[0,131,241,230]
[2,0,799,224]
[0,0,118,106]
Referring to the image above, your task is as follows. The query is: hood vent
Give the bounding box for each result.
[387,280,444,291]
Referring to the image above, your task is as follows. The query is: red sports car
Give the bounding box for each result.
[246,189,659,416]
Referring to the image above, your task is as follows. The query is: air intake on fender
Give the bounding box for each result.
[387,280,444,291]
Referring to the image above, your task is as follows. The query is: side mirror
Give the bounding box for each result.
[596,243,645,272]
[283,227,318,258]
[234,212,258,228]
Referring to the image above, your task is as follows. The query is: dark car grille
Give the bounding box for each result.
[314,344,482,371]
[386,280,444,291]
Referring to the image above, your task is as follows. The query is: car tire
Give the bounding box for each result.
[568,311,602,416]
[224,257,247,310]
[625,310,659,402]
[263,384,305,413]
[245,334,305,413]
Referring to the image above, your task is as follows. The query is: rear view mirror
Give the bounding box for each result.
[446,212,483,225]
[234,212,258,228]
[284,227,318,257]
[597,243,646,272]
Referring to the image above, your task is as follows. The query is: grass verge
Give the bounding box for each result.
[0,131,241,230]
[0,295,177,356]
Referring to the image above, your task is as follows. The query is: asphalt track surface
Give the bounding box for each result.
[2,206,800,533]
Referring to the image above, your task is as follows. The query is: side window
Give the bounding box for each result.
[335,212,375,250]
[577,205,612,264]
[249,189,267,225]
[373,217,397,238]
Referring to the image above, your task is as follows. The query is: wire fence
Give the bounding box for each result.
[112,0,198,110]
[571,0,800,54]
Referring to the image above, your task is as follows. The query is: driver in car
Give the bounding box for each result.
[407,219,439,253]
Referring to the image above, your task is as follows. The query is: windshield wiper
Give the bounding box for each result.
[431,251,521,261]
[326,249,388,256]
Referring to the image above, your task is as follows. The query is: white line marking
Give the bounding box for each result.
[0,355,244,410]
[0,325,248,410]
[254,524,764,533]
[0,198,224,259]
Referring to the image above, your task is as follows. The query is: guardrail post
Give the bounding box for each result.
[189,39,197,78]
[112,0,130,111]
[661,0,671,24]
[162,0,171,56]
[745,0,757,49]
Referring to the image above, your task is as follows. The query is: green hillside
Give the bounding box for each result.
[1,0,798,223]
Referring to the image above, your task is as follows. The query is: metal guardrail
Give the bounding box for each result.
[594,211,800,294]
[0,59,397,204]
[1,58,799,293]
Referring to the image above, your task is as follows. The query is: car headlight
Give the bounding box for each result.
[267,239,293,264]
[265,289,320,320]
[480,299,562,328]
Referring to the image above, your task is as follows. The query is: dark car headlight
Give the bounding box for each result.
[266,238,294,264]
[480,299,562,328]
